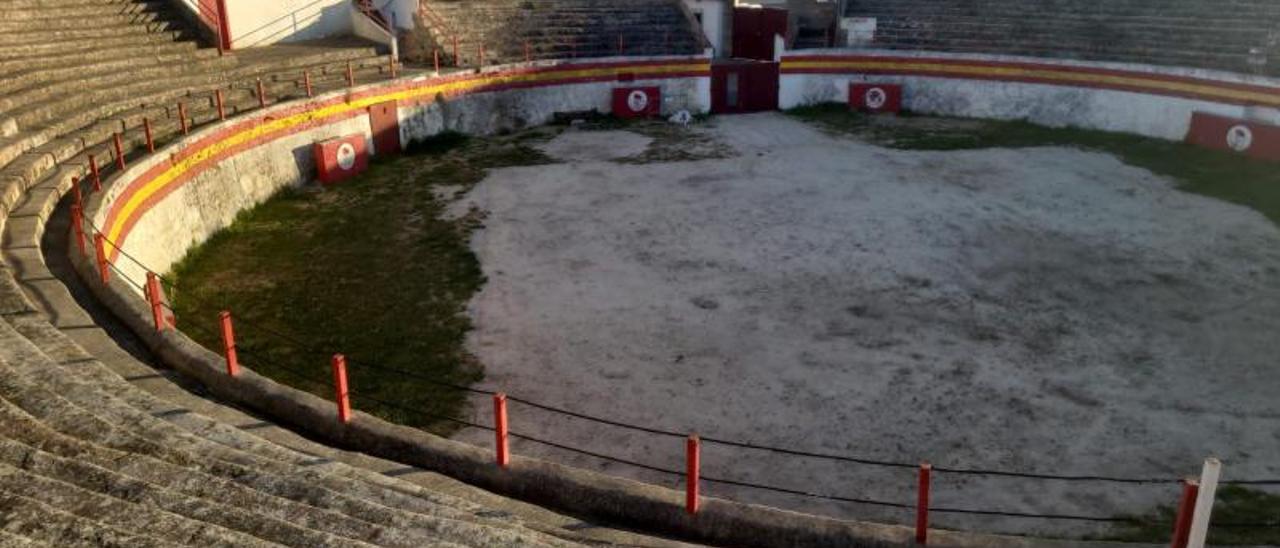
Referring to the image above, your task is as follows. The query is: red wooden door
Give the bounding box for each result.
[711,61,779,114]
[368,100,401,156]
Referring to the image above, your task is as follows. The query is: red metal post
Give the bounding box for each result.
[112,132,126,171]
[93,233,109,284]
[523,41,530,62]
[452,36,459,66]
[69,203,86,257]
[303,70,313,97]
[219,311,240,377]
[256,78,267,108]
[916,462,932,544]
[433,48,440,73]
[214,0,231,53]
[618,34,624,54]
[88,155,102,191]
[346,61,355,87]
[146,272,166,331]
[178,102,190,135]
[389,56,398,78]
[143,117,155,153]
[686,434,700,515]
[478,45,484,67]
[331,354,351,423]
[215,89,226,120]
[494,393,510,467]
[1171,479,1200,548]
[71,175,83,209]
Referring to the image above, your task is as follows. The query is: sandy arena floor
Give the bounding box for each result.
[447,113,1280,536]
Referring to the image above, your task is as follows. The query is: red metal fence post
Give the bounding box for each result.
[71,175,83,209]
[215,89,226,120]
[433,48,440,73]
[494,393,509,467]
[112,132,126,170]
[303,70,313,98]
[143,117,155,153]
[346,61,355,87]
[178,102,190,135]
[331,354,351,423]
[88,155,102,191]
[256,78,267,108]
[686,434,700,515]
[93,233,109,284]
[1171,479,1200,548]
[214,0,231,53]
[69,203,86,257]
[618,34,624,54]
[389,55,398,78]
[478,45,485,67]
[219,311,240,377]
[146,272,166,331]
[523,41,531,62]
[452,36,459,66]
[916,462,932,544]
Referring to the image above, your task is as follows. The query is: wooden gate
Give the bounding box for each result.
[367,100,401,156]
[711,60,779,114]
[732,7,788,61]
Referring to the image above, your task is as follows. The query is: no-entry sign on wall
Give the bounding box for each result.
[314,135,369,185]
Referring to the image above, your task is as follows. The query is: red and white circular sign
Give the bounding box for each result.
[864,87,888,110]
[627,90,650,113]
[1226,124,1254,152]
[337,142,357,170]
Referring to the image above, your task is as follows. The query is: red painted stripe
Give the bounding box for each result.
[781,55,1280,106]
[102,60,709,258]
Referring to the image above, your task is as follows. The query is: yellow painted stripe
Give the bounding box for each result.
[782,59,1280,107]
[104,61,710,246]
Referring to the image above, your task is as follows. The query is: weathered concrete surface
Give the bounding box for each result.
[451,113,1280,536]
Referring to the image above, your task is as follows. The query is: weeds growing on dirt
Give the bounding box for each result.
[168,130,554,432]
[789,103,1280,227]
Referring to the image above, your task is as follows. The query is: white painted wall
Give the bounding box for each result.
[684,0,730,57]
[224,0,354,48]
[780,49,1280,141]
[88,59,712,287]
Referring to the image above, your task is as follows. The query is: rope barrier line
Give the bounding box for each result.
[76,183,1280,507]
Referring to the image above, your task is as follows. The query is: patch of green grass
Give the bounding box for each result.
[168,130,554,433]
[1104,486,1280,545]
[788,103,1280,226]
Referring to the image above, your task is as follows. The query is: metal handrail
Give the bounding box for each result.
[353,0,392,32]
[418,0,459,64]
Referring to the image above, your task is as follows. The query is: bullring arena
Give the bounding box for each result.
[1,0,1279,547]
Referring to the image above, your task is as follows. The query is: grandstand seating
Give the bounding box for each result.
[408,0,705,66]
[844,0,1280,75]
[0,0,674,545]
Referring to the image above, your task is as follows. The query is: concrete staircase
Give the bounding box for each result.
[407,0,705,67]
[0,0,693,545]
[844,0,1280,75]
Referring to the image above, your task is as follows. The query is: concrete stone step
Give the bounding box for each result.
[0,21,186,48]
[0,7,173,33]
[0,321,576,547]
[0,462,280,547]
[0,490,183,547]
